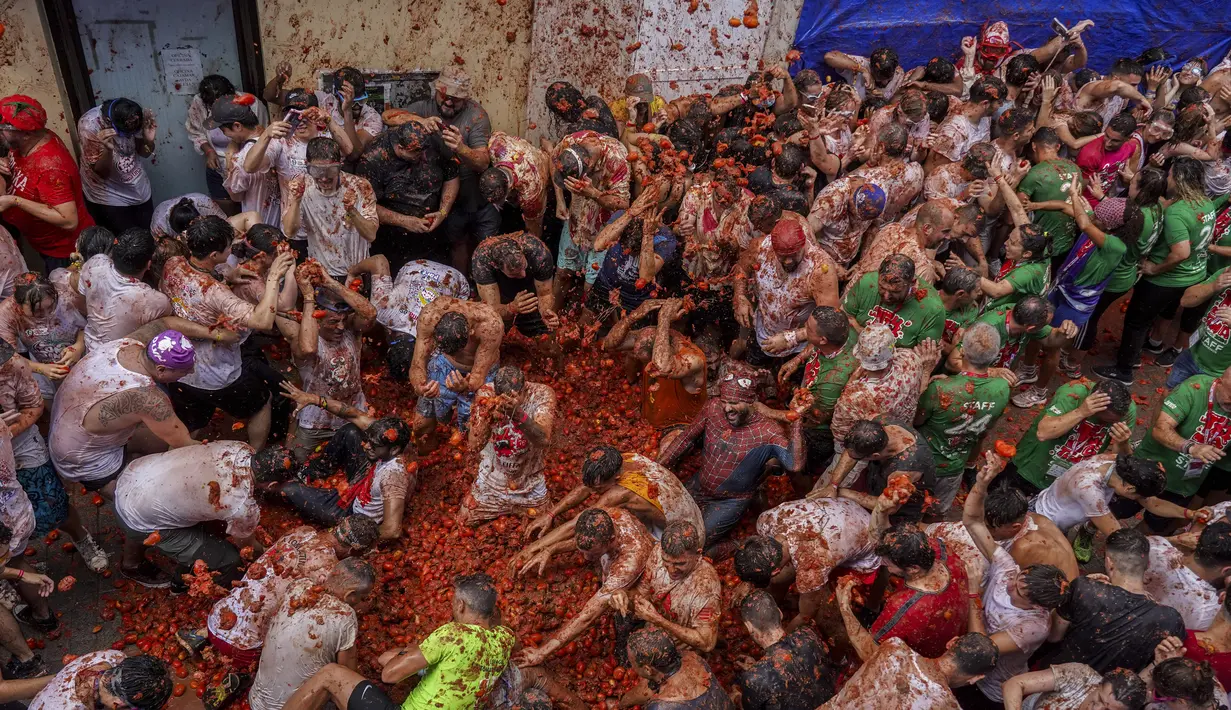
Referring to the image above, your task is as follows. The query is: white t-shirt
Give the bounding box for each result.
[114,441,260,538]
[225,140,282,226]
[977,548,1052,701]
[352,456,411,522]
[1031,455,1115,532]
[823,637,958,709]
[207,526,338,650]
[372,260,470,338]
[756,497,881,594]
[296,330,365,431]
[28,650,127,710]
[150,192,225,238]
[77,107,152,206]
[315,91,385,139]
[79,254,172,352]
[1143,535,1220,631]
[296,172,378,277]
[1021,663,1102,710]
[933,113,991,163]
[0,229,27,301]
[160,256,255,390]
[255,137,310,238]
[249,578,358,710]
[0,422,34,562]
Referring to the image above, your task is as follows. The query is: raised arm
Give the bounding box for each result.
[835,577,878,662]
[963,453,1007,562]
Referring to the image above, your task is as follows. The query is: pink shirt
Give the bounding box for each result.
[160,256,255,390]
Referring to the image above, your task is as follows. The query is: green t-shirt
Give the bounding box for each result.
[1146,197,1221,289]
[403,623,517,710]
[843,272,945,348]
[942,300,980,345]
[803,336,861,434]
[1073,234,1126,287]
[1208,203,1231,275]
[1191,268,1231,376]
[1105,204,1164,294]
[972,306,1051,369]
[1135,375,1231,497]
[985,261,1049,311]
[1018,159,1081,257]
[1012,380,1137,490]
[918,373,1011,476]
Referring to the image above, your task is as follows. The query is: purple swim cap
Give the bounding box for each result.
[853,183,887,221]
[146,330,195,370]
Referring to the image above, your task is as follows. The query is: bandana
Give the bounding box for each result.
[769,220,807,255]
[853,184,887,221]
[0,95,47,132]
[334,515,366,548]
[146,330,195,370]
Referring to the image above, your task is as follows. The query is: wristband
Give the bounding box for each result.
[1181,440,1194,456]
[16,570,23,580]
[516,411,529,426]
[739,92,750,104]
[784,330,799,347]
[808,132,822,141]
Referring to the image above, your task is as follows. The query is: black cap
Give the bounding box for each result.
[210,95,258,126]
[284,88,319,111]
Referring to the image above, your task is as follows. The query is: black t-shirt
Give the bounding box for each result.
[1031,576,1186,673]
[737,628,836,710]
[864,421,938,523]
[470,233,555,285]
[356,131,460,217]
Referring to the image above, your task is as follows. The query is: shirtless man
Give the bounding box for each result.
[409,297,503,451]
[514,508,653,666]
[735,219,839,364]
[602,299,707,430]
[1074,58,1149,127]
[48,327,198,516]
[460,366,556,525]
[736,495,882,632]
[519,444,703,557]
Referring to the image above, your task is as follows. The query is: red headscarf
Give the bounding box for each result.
[0,95,47,132]
[769,220,807,256]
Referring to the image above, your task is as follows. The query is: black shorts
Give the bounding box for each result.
[167,367,271,432]
[349,681,398,710]
[80,468,123,493]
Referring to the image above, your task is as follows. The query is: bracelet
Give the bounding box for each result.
[16,569,23,580]
[739,92,750,104]
[1181,440,1193,456]
[808,132,822,141]
[1185,508,1195,520]
[516,411,529,426]
[319,396,327,409]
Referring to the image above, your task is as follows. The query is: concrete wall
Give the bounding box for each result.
[254,0,535,134]
[0,0,74,138]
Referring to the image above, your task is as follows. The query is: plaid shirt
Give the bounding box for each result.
[662,399,794,500]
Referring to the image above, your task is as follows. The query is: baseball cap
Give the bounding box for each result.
[853,323,895,371]
[284,88,319,111]
[435,67,472,99]
[210,95,258,126]
[625,74,654,103]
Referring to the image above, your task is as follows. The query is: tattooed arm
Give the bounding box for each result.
[94,386,198,448]
[279,381,376,431]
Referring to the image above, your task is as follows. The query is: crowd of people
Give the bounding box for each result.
[0,12,1226,710]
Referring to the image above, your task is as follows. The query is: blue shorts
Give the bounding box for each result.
[414,353,496,430]
[17,462,69,535]
[1048,289,1094,329]
[556,223,605,284]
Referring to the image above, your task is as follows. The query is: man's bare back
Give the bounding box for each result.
[1011,512,1080,580]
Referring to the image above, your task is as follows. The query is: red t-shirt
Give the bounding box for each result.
[1184,631,1231,690]
[870,539,970,658]
[4,133,94,258]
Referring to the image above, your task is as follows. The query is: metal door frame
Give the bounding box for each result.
[38,0,266,123]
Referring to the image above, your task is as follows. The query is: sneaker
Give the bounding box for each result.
[2,654,47,679]
[1058,352,1083,380]
[15,606,58,633]
[1014,364,1039,385]
[203,672,249,710]
[74,533,109,574]
[120,561,171,589]
[1072,524,1095,564]
[1155,348,1181,367]
[1143,339,1168,355]
[176,628,208,657]
[1012,385,1050,408]
[1092,365,1133,386]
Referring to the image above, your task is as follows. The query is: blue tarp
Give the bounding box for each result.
[792,0,1231,79]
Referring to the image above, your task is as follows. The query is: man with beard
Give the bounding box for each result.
[735,219,838,365]
[357,121,460,273]
[480,131,551,237]
[471,231,559,336]
[460,366,556,526]
[658,364,803,552]
[408,68,494,273]
[843,254,945,348]
[844,200,955,287]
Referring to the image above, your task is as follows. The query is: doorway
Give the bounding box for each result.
[39,0,264,204]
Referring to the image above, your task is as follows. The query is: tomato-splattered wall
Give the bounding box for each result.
[255,0,536,134]
[0,0,75,139]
